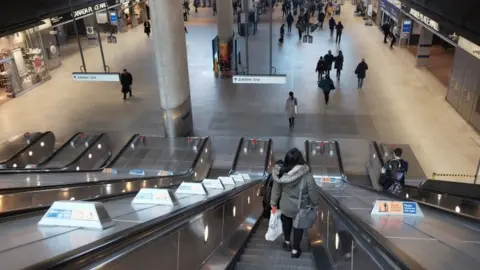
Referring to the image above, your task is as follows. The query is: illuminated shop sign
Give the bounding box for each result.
[409,8,440,32]
[51,1,110,26]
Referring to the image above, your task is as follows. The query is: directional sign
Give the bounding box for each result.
[72,72,120,82]
[370,200,424,217]
[232,75,287,84]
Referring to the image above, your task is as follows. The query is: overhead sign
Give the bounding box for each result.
[232,75,287,84]
[72,72,120,82]
[458,36,480,60]
[409,8,440,32]
[370,200,424,217]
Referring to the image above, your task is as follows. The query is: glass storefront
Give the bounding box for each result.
[0,27,50,102]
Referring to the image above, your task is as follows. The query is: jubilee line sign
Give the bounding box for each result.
[232,75,287,84]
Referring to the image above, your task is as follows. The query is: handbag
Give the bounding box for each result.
[293,177,317,229]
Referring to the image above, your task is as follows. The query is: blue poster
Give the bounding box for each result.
[402,20,412,33]
[402,202,417,214]
[110,12,117,24]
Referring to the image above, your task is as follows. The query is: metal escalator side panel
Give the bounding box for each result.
[106,134,140,168]
[36,132,84,168]
[65,133,112,171]
[0,131,55,169]
[0,132,42,163]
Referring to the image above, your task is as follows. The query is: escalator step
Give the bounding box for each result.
[242,248,313,259]
[239,254,314,267]
[235,262,315,270]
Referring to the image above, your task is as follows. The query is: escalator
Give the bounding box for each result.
[0,131,55,169]
[233,219,315,270]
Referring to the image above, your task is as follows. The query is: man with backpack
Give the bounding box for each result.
[379,148,409,193]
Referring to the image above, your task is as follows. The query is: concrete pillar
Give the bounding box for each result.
[83,15,98,47]
[416,26,433,67]
[216,0,234,42]
[150,0,193,137]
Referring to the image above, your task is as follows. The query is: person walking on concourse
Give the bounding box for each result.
[285,91,298,128]
[319,74,335,108]
[143,20,151,37]
[315,56,326,82]
[287,13,294,32]
[329,16,336,38]
[354,58,368,90]
[324,50,334,77]
[120,69,133,100]
[335,21,344,43]
[334,50,344,80]
[270,148,320,258]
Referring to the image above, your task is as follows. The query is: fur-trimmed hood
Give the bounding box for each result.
[272,164,310,184]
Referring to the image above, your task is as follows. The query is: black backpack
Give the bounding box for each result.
[262,174,274,218]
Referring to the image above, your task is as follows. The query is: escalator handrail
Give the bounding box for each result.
[0,131,52,165]
[105,133,139,167]
[0,133,109,174]
[263,138,273,175]
[229,137,244,175]
[36,179,264,269]
[315,186,426,270]
[63,132,109,169]
[0,137,210,195]
[305,140,311,171]
[324,141,426,270]
[37,132,83,166]
[334,140,345,179]
[372,141,385,167]
[372,141,480,220]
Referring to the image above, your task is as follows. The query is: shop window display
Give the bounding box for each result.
[0,27,49,102]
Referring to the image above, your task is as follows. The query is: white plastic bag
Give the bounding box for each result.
[265,210,283,241]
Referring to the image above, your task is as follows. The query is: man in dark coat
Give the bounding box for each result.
[324,50,334,76]
[354,58,368,90]
[382,22,391,43]
[315,56,326,82]
[317,11,325,29]
[328,17,336,37]
[120,69,133,100]
[287,13,294,32]
[335,21,344,43]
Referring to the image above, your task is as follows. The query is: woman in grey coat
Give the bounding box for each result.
[270,148,319,258]
[285,91,298,128]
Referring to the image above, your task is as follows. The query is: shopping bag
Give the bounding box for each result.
[265,209,283,241]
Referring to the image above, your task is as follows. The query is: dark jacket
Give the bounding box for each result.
[334,54,344,70]
[280,25,285,36]
[270,164,320,218]
[287,14,294,24]
[316,59,326,72]
[144,21,151,33]
[329,17,336,29]
[324,53,334,69]
[355,61,368,78]
[336,23,344,34]
[120,72,133,92]
[319,77,335,92]
[318,12,325,22]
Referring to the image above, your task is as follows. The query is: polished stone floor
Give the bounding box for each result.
[0,4,478,181]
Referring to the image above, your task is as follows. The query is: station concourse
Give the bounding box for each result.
[0,2,477,180]
[0,1,480,269]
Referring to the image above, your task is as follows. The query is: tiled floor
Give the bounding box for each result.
[0,4,478,182]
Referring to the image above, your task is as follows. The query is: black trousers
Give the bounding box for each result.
[390,35,396,48]
[288,117,295,127]
[323,90,330,105]
[287,23,292,32]
[336,69,341,78]
[330,28,334,37]
[123,89,132,99]
[281,214,304,251]
[336,33,342,43]
[319,21,324,29]
[298,30,303,40]
[383,32,389,43]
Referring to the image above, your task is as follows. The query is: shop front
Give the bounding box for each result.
[49,0,149,57]
[0,24,51,104]
[378,0,401,26]
[446,37,480,131]
[399,5,458,88]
